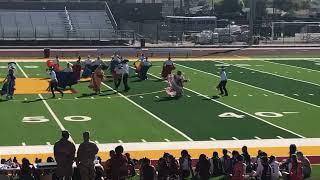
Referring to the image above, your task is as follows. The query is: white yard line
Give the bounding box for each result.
[277,136,284,139]
[16,62,75,144]
[146,70,306,139]
[2,138,320,156]
[263,59,320,71]
[100,82,194,141]
[226,62,320,87]
[232,137,239,140]
[175,63,320,108]
[254,136,262,140]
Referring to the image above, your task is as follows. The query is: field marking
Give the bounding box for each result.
[254,136,261,140]
[46,142,51,145]
[210,137,216,141]
[164,139,170,142]
[101,81,194,141]
[16,62,75,144]
[146,68,306,139]
[95,141,99,144]
[232,137,239,140]
[141,139,147,142]
[223,61,320,87]
[175,63,320,108]
[22,142,26,146]
[277,136,284,139]
[118,140,123,143]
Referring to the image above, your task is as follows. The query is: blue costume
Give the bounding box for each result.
[1,69,16,99]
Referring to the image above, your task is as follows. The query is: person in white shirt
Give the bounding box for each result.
[269,156,282,180]
[53,55,60,65]
[216,66,228,96]
[84,55,92,65]
[48,68,63,98]
[63,63,73,73]
[114,59,130,91]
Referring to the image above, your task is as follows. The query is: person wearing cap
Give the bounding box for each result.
[216,67,228,96]
[48,67,64,98]
[76,131,99,180]
[54,130,76,180]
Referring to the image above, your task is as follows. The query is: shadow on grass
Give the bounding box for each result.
[155,96,181,102]
[22,98,46,103]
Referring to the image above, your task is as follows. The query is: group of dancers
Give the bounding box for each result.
[1,53,228,99]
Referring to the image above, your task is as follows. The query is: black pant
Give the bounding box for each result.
[115,74,129,91]
[217,80,228,96]
[50,81,63,97]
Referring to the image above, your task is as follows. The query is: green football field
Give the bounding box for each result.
[0,58,319,146]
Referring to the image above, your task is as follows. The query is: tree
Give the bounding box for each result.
[215,0,244,14]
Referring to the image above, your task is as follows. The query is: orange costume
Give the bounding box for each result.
[161,59,175,79]
[89,67,104,94]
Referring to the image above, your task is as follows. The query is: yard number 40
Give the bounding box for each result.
[218,112,288,118]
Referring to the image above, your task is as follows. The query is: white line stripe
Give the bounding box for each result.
[277,136,284,139]
[230,63,320,87]
[16,62,75,144]
[141,139,147,142]
[248,94,253,96]
[210,138,216,141]
[309,94,314,96]
[46,142,51,145]
[22,142,26,146]
[155,96,159,98]
[164,139,170,142]
[175,63,320,108]
[262,60,320,72]
[232,137,239,140]
[118,140,123,143]
[233,95,238,97]
[293,94,299,96]
[101,81,194,141]
[91,97,95,99]
[282,112,300,114]
[95,141,99,144]
[148,66,306,139]
[139,96,143,98]
[263,94,269,96]
[254,136,262,140]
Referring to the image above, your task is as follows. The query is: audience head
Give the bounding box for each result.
[242,146,248,154]
[109,150,116,159]
[61,130,70,140]
[290,144,297,155]
[237,155,244,163]
[83,131,90,142]
[269,155,276,163]
[223,149,228,156]
[297,151,304,159]
[115,145,124,155]
[213,151,219,158]
[181,150,189,158]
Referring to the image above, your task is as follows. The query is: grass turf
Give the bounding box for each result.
[0,58,319,145]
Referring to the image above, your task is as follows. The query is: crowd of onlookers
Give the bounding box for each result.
[0,131,313,180]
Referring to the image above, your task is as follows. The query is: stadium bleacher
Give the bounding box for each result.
[0,9,117,40]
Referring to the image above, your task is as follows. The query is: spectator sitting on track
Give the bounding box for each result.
[167,154,179,179]
[110,145,128,180]
[76,131,99,180]
[140,157,156,180]
[195,154,211,180]
[157,157,169,180]
[221,149,232,175]
[231,150,240,173]
[297,151,312,178]
[179,150,194,179]
[209,151,223,177]
[105,150,116,179]
[231,155,246,180]
[289,154,304,180]
[19,158,35,180]
[125,153,136,177]
[269,155,282,180]
[54,130,76,180]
